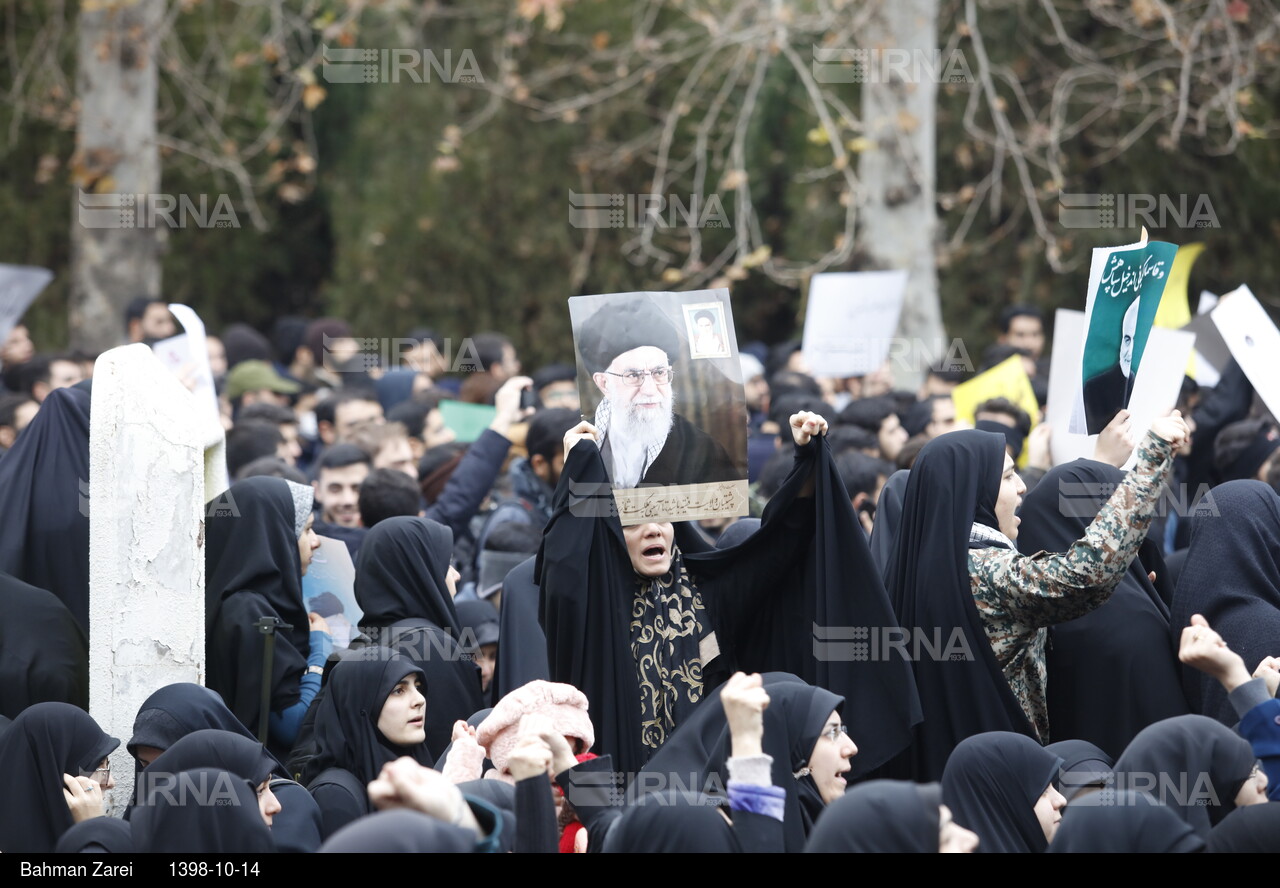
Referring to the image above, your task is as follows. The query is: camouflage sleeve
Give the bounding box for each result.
[971,431,1175,629]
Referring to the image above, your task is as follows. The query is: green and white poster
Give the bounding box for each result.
[1070,236,1178,435]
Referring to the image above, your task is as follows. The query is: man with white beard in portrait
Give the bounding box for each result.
[577,299,738,489]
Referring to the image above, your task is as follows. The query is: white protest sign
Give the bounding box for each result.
[1211,285,1280,422]
[1122,326,1195,468]
[0,264,53,348]
[1047,309,1096,466]
[152,304,220,426]
[801,270,907,377]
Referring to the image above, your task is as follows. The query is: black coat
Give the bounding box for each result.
[539,435,919,780]
[1017,459,1189,757]
[354,517,484,759]
[204,478,311,753]
[0,571,88,720]
[0,385,91,631]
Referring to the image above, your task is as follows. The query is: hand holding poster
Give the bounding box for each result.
[301,536,361,650]
[1070,235,1178,434]
[801,270,908,377]
[569,289,747,525]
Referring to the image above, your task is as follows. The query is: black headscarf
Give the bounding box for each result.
[1206,802,1280,853]
[941,731,1063,853]
[0,385,91,631]
[602,790,744,853]
[633,672,844,852]
[355,516,461,634]
[1047,790,1205,853]
[143,730,276,790]
[885,430,1035,780]
[1170,480,1280,724]
[0,702,120,852]
[319,809,475,852]
[867,469,908,583]
[300,647,433,789]
[125,691,323,852]
[493,556,550,699]
[1018,459,1189,757]
[1044,739,1113,803]
[204,476,311,740]
[805,780,942,853]
[128,683,260,758]
[540,437,918,781]
[131,768,275,853]
[54,817,135,854]
[0,571,88,719]
[1112,714,1256,838]
[354,517,483,758]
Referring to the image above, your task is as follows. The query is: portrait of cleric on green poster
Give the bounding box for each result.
[1080,242,1177,435]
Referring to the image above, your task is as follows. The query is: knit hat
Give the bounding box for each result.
[477,681,594,774]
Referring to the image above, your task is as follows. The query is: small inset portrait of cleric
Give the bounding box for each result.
[573,293,744,490]
[683,303,731,359]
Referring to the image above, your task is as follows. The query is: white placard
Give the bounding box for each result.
[801,270,907,377]
[152,304,220,425]
[1211,284,1280,422]
[1047,309,1096,466]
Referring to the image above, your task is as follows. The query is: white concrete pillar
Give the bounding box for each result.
[88,344,227,815]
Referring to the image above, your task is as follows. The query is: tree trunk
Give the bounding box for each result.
[858,0,944,387]
[70,0,163,354]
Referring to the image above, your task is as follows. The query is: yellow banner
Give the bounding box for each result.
[951,355,1039,467]
[1155,242,1205,330]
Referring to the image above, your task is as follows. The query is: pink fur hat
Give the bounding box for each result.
[477,680,594,774]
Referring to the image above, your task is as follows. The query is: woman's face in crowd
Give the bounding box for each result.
[938,803,979,853]
[807,710,857,805]
[1033,783,1067,842]
[256,778,281,827]
[623,522,675,578]
[377,674,427,746]
[1235,763,1269,808]
[995,453,1026,540]
[298,513,320,575]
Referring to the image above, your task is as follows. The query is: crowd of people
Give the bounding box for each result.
[0,299,1277,853]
